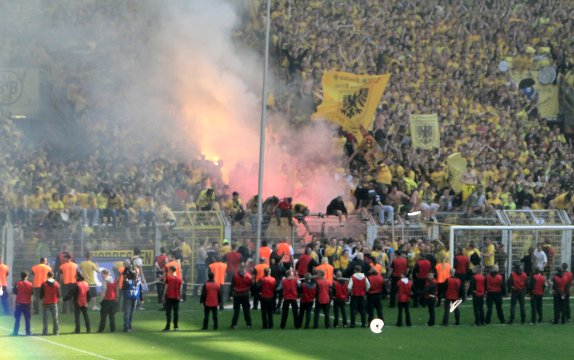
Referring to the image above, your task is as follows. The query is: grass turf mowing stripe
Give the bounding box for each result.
[0,325,115,360]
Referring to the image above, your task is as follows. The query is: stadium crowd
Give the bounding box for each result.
[1,1,574,236]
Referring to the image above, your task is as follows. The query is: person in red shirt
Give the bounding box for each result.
[299,272,316,329]
[231,262,252,329]
[423,272,437,326]
[396,272,412,327]
[442,269,461,326]
[201,272,221,330]
[485,265,505,324]
[274,197,293,226]
[552,267,568,324]
[412,254,431,307]
[259,268,276,329]
[313,270,332,328]
[333,271,348,328]
[296,246,315,278]
[528,269,546,324]
[468,267,486,326]
[389,251,407,308]
[63,273,91,333]
[163,265,183,331]
[453,248,469,301]
[98,269,118,333]
[561,263,572,321]
[348,265,370,328]
[155,247,168,304]
[40,271,60,335]
[280,269,299,329]
[251,258,269,310]
[12,272,33,336]
[367,268,384,323]
[507,264,528,324]
[225,244,243,284]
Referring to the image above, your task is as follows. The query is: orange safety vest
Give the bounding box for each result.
[255,263,269,282]
[165,260,182,280]
[60,262,78,285]
[209,262,227,285]
[259,247,272,264]
[436,262,451,284]
[32,264,52,288]
[0,264,9,286]
[276,242,291,263]
[118,266,125,287]
[316,263,334,285]
[372,263,383,275]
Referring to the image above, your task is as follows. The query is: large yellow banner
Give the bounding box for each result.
[410,114,440,149]
[447,153,467,194]
[312,71,390,140]
[511,70,559,119]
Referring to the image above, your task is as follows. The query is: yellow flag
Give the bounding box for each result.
[447,153,467,194]
[410,114,440,149]
[312,71,390,140]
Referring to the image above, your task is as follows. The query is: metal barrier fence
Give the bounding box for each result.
[0,211,227,293]
[229,213,377,253]
[449,225,574,278]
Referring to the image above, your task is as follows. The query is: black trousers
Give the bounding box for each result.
[74,305,91,333]
[454,274,466,301]
[389,276,400,307]
[274,287,283,312]
[565,293,571,320]
[280,299,299,329]
[156,279,164,304]
[426,297,436,326]
[412,278,425,307]
[350,296,366,327]
[165,298,179,329]
[531,295,543,323]
[62,284,74,314]
[98,300,117,332]
[472,296,485,325]
[437,282,447,305]
[203,306,218,330]
[231,295,252,327]
[299,302,313,329]
[313,302,330,328]
[396,302,411,326]
[509,292,526,323]
[333,299,347,327]
[367,293,384,322]
[261,297,274,329]
[443,299,460,325]
[553,295,567,324]
[486,292,505,324]
[33,288,41,314]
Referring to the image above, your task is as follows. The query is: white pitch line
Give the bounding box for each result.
[1,326,114,360]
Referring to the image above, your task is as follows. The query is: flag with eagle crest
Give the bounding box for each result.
[409,114,440,150]
[312,71,390,141]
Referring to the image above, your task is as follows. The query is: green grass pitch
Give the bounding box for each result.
[1,296,572,360]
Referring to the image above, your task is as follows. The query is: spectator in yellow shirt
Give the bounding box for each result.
[483,239,495,273]
[47,193,65,227]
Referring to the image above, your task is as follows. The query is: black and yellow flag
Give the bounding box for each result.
[409,114,440,149]
[312,71,390,140]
